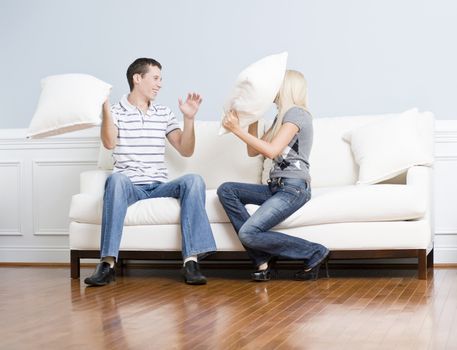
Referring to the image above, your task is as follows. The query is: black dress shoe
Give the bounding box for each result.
[251,269,271,281]
[251,257,278,282]
[84,262,116,286]
[182,261,207,285]
[294,250,330,281]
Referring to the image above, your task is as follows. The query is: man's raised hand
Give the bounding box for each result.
[178,93,203,120]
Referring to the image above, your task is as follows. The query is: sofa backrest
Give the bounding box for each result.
[97,111,434,189]
[165,121,264,189]
[97,120,264,189]
[308,111,434,187]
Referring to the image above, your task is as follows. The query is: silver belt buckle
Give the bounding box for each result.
[269,177,283,187]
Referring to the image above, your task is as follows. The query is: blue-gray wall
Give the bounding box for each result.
[1,0,456,128]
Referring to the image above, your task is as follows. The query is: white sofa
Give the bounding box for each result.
[69,112,435,279]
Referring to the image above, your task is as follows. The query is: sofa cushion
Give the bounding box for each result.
[27,74,111,138]
[70,184,425,227]
[70,220,431,251]
[295,110,434,188]
[69,189,229,225]
[246,184,426,228]
[343,109,434,184]
[219,52,287,135]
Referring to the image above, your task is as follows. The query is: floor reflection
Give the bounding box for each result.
[64,266,441,349]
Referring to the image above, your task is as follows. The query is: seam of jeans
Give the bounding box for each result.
[275,188,305,206]
[235,187,270,198]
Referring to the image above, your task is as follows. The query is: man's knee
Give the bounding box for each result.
[181,173,206,191]
[105,173,131,191]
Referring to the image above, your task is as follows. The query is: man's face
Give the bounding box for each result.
[135,65,162,101]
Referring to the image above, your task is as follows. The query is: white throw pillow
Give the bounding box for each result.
[343,108,433,185]
[27,74,112,138]
[219,52,288,135]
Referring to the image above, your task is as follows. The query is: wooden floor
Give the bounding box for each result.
[1,266,457,350]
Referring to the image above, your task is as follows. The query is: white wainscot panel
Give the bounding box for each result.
[434,158,457,232]
[434,120,457,264]
[33,160,97,236]
[0,161,22,235]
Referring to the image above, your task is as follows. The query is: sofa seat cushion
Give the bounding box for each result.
[70,220,431,251]
[246,184,426,228]
[70,184,425,227]
[69,189,229,225]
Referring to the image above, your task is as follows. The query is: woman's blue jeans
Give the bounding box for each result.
[100,173,217,261]
[217,178,328,269]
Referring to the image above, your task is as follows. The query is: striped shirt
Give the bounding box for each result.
[111,95,180,184]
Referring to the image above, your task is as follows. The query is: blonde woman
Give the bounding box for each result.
[217,70,329,281]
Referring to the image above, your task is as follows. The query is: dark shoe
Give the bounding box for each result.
[294,250,330,281]
[182,261,207,285]
[84,262,116,286]
[251,257,278,282]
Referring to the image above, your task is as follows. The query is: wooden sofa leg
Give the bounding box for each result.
[427,248,434,271]
[115,258,124,276]
[70,250,80,279]
[418,249,427,280]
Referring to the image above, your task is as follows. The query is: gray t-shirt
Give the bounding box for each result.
[269,107,313,184]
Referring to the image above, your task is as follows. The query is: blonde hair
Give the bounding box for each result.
[268,70,309,141]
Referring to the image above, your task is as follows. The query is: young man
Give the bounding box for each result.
[84,58,217,286]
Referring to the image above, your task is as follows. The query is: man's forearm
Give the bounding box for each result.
[179,117,196,156]
[100,102,117,149]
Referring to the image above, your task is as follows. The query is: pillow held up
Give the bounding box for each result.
[27,74,112,138]
[219,52,288,135]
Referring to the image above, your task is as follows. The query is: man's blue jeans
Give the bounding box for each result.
[100,172,217,260]
[217,178,328,269]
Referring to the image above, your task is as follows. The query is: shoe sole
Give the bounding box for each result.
[251,273,271,282]
[84,275,115,287]
[252,278,270,282]
[84,280,113,287]
[184,279,207,285]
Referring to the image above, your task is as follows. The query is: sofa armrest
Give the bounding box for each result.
[406,165,433,222]
[406,165,432,187]
[80,169,111,196]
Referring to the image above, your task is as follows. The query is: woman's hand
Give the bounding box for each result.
[222,110,241,133]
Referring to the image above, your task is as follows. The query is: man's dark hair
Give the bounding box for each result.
[126,58,162,91]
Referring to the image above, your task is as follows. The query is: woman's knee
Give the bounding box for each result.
[217,182,236,200]
[238,224,258,247]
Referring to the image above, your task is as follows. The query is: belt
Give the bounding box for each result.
[267,177,284,187]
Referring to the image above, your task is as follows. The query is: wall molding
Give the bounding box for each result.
[0,128,101,150]
[435,229,457,235]
[435,121,457,144]
[435,155,457,161]
[0,160,23,236]
[32,159,98,236]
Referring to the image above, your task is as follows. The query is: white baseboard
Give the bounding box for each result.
[0,246,69,263]
[432,248,457,264]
